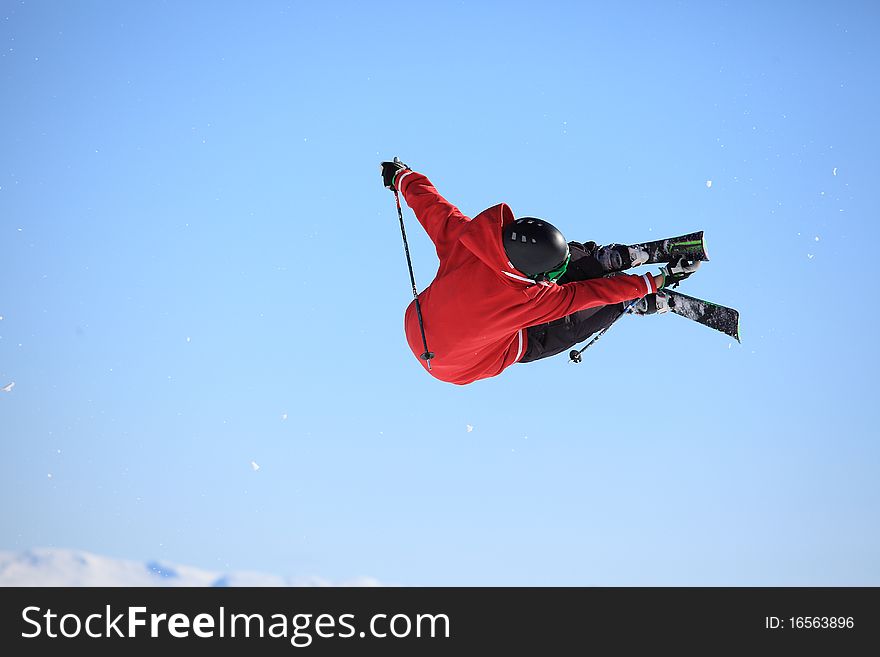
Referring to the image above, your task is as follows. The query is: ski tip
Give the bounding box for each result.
[702,232,710,262]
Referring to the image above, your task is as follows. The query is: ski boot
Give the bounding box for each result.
[595,244,650,273]
[632,291,670,316]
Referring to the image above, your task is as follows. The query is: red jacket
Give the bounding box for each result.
[399,171,657,385]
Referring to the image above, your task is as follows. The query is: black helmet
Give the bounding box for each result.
[502,217,570,280]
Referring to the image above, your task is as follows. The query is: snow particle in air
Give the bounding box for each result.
[250,461,260,472]
[466,425,474,433]
[705,180,712,188]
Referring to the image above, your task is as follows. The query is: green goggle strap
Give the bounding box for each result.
[543,253,571,283]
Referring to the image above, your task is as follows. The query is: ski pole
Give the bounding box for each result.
[393,188,435,370]
[569,298,641,364]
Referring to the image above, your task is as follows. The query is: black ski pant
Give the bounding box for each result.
[519,241,625,363]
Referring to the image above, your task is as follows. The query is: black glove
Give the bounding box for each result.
[659,256,701,289]
[380,157,410,191]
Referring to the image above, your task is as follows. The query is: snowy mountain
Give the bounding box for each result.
[0,548,382,587]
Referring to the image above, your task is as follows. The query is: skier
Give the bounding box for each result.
[381,159,701,385]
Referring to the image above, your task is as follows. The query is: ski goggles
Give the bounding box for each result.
[540,253,571,283]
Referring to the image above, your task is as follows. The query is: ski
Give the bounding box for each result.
[664,289,741,342]
[628,230,709,264]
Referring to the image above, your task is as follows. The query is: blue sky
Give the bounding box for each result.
[1,1,878,585]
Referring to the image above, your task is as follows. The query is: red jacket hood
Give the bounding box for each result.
[459,203,537,289]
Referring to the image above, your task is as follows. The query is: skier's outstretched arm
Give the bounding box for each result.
[526,258,701,325]
[381,159,469,257]
[533,273,659,325]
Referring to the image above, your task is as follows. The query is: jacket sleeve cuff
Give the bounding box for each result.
[642,273,658,295]
[394,169,414,193]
